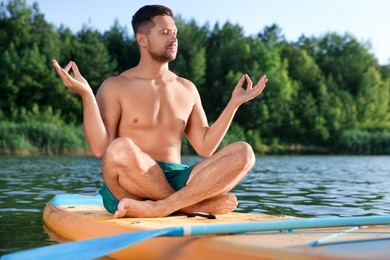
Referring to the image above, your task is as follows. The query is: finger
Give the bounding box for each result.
[51,60,78,87]
[64,61,73,73]
[56,67,75,86]
[248,75,266,96]
[52,59,63,72]
[235,74,246,89]
[57,71,72,86]
[52,60,69,81]
[52,59,59,66]
[245,74,253,90]
[255,75,268,93]
[258,75,268,85]
[71,61,81,76]
[254,75,268,88]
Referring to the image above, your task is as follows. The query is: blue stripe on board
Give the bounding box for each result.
[188,216,390,236]
[51,194,103,206]
[310,236,390,247]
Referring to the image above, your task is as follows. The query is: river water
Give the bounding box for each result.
[1,155,389,255]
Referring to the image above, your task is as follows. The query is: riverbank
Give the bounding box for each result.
[2,121,390,155]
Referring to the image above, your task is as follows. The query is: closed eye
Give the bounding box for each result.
[160,29,177,37]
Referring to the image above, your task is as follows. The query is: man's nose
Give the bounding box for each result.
[170,33,177,42]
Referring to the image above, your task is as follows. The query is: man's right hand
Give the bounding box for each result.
[52,59,92,97]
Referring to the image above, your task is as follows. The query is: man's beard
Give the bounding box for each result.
[148,45,177,63]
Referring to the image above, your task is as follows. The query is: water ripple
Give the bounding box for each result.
[234,155,390,217]
[1,155,390,253]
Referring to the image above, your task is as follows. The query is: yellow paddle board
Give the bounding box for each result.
[43,194,390,260]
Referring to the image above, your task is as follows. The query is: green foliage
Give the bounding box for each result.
[302,33,376,95]
[356,66,390,124]
[222,123,247,147]
[5,103,63,124]
[103,20,137,73]
[75,27,117,93]
[1,0,390,154]
[0,121,89,155]
[171,17,208,87]
[204,22,251,119]
[337,128,390,154]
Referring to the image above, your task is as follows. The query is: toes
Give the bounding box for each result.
[114,209,126,218]
[114,198,129,218]
[228,193,237,202]
[227,194,238,207]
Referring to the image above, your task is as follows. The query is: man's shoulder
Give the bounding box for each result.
[96,73,135,100]
[175,74,197,91]
[100,70,138,90]
[103,72,133,85]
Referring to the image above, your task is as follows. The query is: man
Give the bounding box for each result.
[53,5,267,218]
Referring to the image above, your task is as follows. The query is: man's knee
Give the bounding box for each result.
[232,141,256,170]
[104,137,139,167]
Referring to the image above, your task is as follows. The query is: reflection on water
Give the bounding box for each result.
[1,155,390,255]
[0,156,102,255]
[235,156,390,217]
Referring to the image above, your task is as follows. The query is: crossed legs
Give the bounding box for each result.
[102,137,255,218]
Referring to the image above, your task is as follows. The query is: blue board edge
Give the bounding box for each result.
[51,193,103,206]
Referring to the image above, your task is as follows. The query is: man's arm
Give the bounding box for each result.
[185,74,268,157]
[52,60,115,158]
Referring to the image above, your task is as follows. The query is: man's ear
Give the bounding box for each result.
[136,33,146,47]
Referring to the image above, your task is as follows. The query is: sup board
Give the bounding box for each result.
[40,194,390,260]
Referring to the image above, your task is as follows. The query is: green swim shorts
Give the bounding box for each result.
[99,161,196,213]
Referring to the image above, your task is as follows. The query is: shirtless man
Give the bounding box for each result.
[53,5,267,218]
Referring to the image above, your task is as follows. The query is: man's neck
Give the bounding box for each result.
[136,57,171,80]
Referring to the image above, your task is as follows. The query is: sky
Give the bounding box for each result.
[24,0,390,65]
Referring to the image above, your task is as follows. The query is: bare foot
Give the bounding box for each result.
[181,193,238,215]
[114,194,238,218]
[114,198,169,218]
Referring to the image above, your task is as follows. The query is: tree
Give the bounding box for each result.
[75,27,117,93]
[356,66,390,126]
[205,22,252,119]
[103,20,138,73]
[245,25,296,142]
[303,33,376,95]
[0,0,61,119]
[282,42,333,144]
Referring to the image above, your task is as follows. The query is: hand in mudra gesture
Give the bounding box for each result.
[52,59,92,97]
[231,74,268,106]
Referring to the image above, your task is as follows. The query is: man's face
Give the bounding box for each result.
[145,15,178,63]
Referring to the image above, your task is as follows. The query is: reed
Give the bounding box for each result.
[0,122,90,155]
[337,129,390,154]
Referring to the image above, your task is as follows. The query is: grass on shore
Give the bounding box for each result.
[0,122,90,155]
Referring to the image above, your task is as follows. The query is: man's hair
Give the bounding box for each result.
[132,5,174,36]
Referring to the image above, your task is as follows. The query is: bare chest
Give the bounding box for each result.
[119,84,194,132]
